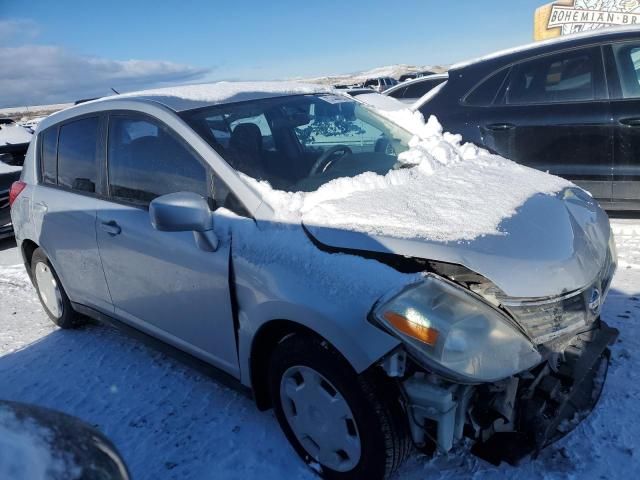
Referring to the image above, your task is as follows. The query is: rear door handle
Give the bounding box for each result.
[100,221,121,236]
[486,123,516,131]
[619,117,640,127]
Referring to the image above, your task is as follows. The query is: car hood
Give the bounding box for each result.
[304,188,612,298]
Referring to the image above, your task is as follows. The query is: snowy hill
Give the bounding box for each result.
[0,103,72,126]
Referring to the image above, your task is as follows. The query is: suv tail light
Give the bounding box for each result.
[9,181,26,208]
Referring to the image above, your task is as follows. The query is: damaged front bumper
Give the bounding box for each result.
[398,320,618,465]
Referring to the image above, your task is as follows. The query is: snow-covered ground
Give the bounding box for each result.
[0,218,638,480]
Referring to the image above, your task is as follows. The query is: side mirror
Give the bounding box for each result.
[149,192,218,251]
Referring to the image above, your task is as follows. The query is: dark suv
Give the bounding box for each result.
[419,27,640,211]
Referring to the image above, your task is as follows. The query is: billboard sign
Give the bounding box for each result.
[535,0,640,40]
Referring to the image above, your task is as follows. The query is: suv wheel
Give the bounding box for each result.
[31,248,83,329]
[269,333,412,480]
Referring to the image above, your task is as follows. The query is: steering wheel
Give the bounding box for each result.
[309,145,352,176]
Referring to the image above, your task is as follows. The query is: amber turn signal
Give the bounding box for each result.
[383,311,439,346]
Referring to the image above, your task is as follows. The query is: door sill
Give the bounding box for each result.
[72,302,253,399]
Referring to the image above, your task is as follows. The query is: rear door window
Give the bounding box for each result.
[57,117,99,193]
[107,115,209,205]
[506,48,602,105]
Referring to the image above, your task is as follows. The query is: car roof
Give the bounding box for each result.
[80,81,333,115]
[451,25,640,71]
[36,81,337,132]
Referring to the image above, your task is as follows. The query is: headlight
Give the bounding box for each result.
[372,275,541,383]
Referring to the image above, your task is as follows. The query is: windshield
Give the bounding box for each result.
[181,94,413,192]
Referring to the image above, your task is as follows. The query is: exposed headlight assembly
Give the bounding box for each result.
[372,275,541,383]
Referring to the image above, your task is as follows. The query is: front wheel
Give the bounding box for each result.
[269,333,412,480]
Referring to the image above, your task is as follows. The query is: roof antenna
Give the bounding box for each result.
[111,88,120,95]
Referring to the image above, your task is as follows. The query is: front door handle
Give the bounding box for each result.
[619,117,640,127]
[486,123,516,131]
[100,221,121,236]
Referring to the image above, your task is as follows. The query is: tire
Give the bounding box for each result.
[31,248,83,329]
[269,333,412,480]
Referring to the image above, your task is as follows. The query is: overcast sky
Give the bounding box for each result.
[1,0,544,107]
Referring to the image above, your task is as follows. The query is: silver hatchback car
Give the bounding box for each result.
[10,82,618,479]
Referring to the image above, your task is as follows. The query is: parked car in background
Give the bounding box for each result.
[0,400,130,480]
[416,69,438,78]
[1,121,32,239]
[384,73,448,104]
[11,82,617,479]
[398,73,417,82]
[418,26,640,211]
[362,77,398,92]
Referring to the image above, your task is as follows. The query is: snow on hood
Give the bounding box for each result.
[247,110,572,243]
[0,124,32,147]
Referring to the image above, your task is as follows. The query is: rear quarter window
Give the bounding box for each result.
[464,68,510,106]
[40,128,58,185]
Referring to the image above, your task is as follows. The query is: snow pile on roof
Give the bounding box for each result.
[0,407,77,480]
[117,81,331,105]
[0,124,32,147]
[246,110,573,242]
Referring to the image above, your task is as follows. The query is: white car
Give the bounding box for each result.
[362,77,398,93]
[11,81,618,479]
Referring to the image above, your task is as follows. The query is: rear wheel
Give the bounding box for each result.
[31,248,82,329]
[269,333,412,480]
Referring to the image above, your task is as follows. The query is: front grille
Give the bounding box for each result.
[505,236,616,345]
[507,292,589,344]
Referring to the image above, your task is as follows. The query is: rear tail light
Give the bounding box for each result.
[9,181,26,208]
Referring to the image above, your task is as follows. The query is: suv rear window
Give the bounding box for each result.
[57,117,99,193]
[506,50,597,105]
